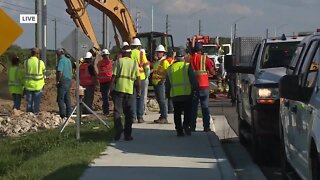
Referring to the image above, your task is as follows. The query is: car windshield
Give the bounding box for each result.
[261,42,299,68]
[203,46,218,56]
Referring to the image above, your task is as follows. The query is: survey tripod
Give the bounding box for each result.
[59,87,110,135]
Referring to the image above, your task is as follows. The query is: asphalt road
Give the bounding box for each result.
[208,97,282,180]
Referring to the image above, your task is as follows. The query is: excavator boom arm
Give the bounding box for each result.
[65,0,137,50]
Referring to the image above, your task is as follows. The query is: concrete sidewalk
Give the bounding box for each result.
[80,113,237,180]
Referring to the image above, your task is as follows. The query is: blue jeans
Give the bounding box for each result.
[168,97,174,112]
[154,83,167,119]
[12,94,22,110]
[26,90,42,113]
[132,79,146,119]
[100,82,112,114]
[57,79,72,118]
[191,89,211,129]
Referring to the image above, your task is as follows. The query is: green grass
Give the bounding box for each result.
[0,121,113,180]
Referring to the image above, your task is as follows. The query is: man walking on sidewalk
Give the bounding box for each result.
[190,42,216,132]
[111,46,141,141]
[56,49,72,118]
[166,49,198,136]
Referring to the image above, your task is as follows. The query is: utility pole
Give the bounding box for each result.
[151,5,154,32]
[102,13,108,48]
[198,19,202,35]
[41,0,47,68]
[35,0,40,48]
[233,23,237,40]
[54,18,57,66]
[266,28,269,39]
[165,14,169,34]
[136,9,141,33]
[54,18,57,51]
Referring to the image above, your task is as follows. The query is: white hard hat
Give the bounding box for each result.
[140,49,146,54]
[131,38,141,46]
[122,41,129,47]
[101,49,110,55]
[155,44,166,52]
[84,52,92,59]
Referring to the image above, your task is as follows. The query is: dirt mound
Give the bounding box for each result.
[41,76,104,113]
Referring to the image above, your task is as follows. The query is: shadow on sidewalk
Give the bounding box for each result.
[109,128,224,160]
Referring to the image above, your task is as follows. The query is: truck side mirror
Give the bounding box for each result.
[224,55,235,73]
[224,55,255,74]
[279,75,302,101]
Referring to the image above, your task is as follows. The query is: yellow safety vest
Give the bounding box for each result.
[166,62,192,97]
[24,56,46,91]
[131,49,149,80]
[113,57,140,94]
[152,58,170,85]
[8,66,24,94]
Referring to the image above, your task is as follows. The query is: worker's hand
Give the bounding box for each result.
[56,81,61,88]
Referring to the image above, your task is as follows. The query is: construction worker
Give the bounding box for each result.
[166,48,175,114]
[8,54,24,110]
[56,48,73,118]
[166,49,198,136]
[80,52,96,114]
[131,38,150,123]
[110,45,141,141]
[190,42,216,132]
[113,41,129,72]
[97,49,113,115]
[152,44,170,124]
[140,49,150,115]
[24,48,46,113]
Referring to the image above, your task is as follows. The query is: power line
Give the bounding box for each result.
[0,4,75,28]
[0,5,34,14]
[0,1,35,11]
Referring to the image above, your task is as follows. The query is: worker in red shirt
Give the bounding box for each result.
[189,42,216,132]
[97,49,113,115]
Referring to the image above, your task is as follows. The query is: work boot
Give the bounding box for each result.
[124,136,134,141]
[176,129,184,137]
[138,118,145,123]
[132,118,138,123]
[183,125,192,136]
[154,117,168,124]
[114,130,123,141]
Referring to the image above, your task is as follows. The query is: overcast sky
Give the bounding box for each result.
[1,0,320,49]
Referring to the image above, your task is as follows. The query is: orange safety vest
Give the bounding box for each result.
[190,53,209,88]
[166,57,175,65]
[98,58,113,83]
[80,63,95,86]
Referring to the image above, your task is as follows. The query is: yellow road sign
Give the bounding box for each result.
[0,8,23,55]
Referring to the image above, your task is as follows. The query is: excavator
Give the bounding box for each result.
[64,0,174,62]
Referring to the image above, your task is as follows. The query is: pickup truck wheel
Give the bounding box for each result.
[251,111,264,164]
[238,116,248,146]
[280,128,292,180]
[312,151,320,180]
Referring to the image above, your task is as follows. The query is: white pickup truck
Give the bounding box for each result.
[231,35,304,163]
[203,44,231,78]
[279,32,320,180]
